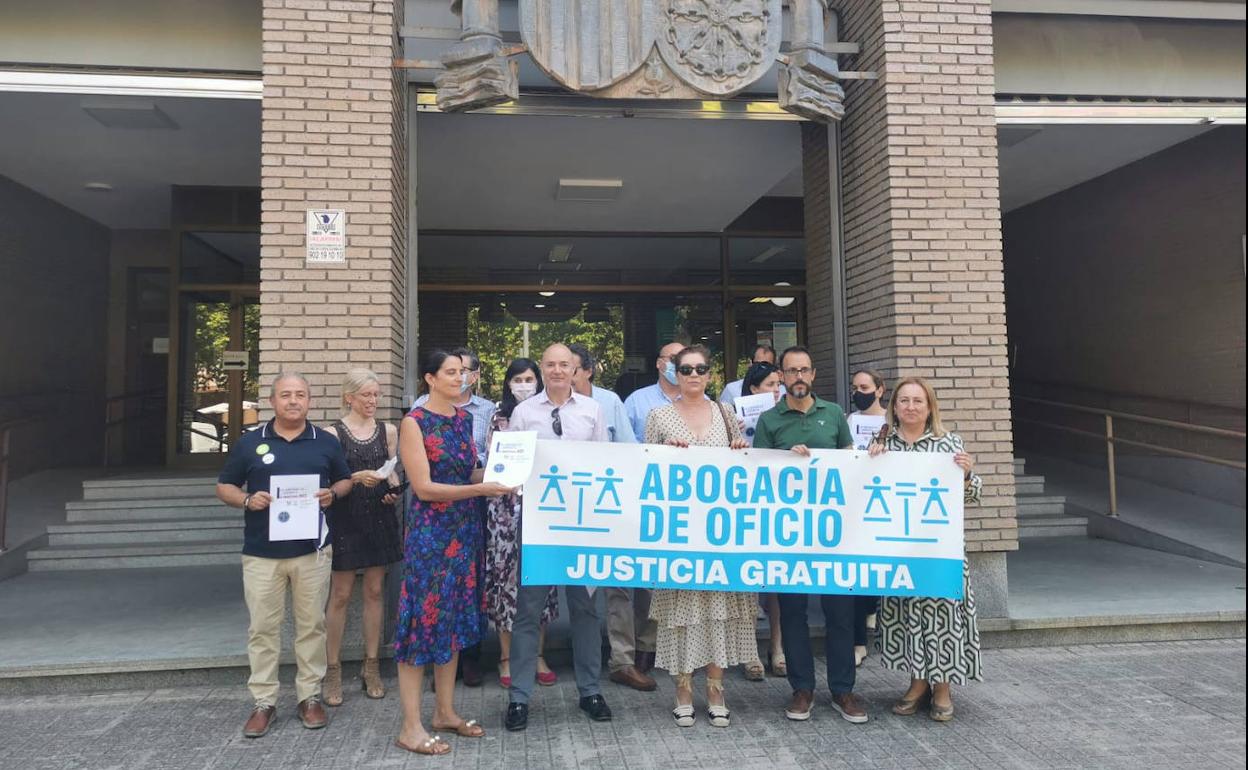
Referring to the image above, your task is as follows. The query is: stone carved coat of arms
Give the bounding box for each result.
[519,0,781,98]
[435,0,845,121]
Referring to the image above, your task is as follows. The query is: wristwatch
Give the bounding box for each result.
[242,494,252,510]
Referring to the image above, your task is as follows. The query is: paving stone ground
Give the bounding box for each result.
[1,639,1243,770]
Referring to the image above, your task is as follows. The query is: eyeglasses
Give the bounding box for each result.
[551,406,563,437]
[676,364,711,376]
[782,367,813,378]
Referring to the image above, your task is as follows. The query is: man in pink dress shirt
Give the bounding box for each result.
[504,343,613,731]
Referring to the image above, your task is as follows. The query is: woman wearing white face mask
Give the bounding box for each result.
[484,359,560,688]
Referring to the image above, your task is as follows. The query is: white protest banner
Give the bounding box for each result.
[520,440,964,598]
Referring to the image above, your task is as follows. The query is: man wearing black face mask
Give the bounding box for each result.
[752,347,867,725]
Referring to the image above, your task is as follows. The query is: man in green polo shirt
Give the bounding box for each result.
[752,346,868,725]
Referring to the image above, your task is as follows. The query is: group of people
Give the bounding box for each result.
[216,340,983,756]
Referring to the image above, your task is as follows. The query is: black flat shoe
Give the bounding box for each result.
[579,694,613,722]
[505,702,529,732]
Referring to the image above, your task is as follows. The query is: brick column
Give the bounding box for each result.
[827,0,1017,614]
[259,0,408,421]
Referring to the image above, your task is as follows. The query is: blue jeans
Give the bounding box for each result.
[778,593,856,696]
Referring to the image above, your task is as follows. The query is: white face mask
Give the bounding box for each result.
[510,382,538,402]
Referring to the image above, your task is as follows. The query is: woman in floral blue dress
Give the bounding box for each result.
[393,350,513,756]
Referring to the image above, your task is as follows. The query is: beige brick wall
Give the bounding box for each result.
[833,0,1018,552]
[259,0,407,422]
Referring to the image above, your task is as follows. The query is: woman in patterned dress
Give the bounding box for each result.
[867,376,982,722]
[644,344,757,728]
[393,350,513,756]
[484,358,559,688]
[322,369,402,705]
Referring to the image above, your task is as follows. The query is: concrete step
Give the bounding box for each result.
[1016,495,1068,517]
[46,519,243,547]
[1019,516,1089,539]
[66,497,228,523]
[82,477,218,501]
[26,541,240,571]
[1013,474,1046,496]
[1013,457,1025,475]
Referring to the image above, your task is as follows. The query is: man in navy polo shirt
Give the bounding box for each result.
[216,372,353,739]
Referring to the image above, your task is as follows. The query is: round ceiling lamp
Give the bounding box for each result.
[770,282,795,308]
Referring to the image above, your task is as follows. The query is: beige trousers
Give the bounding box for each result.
[241,548,332,707]
[605,587,656,671]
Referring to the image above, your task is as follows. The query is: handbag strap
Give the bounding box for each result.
[717,402,737,443]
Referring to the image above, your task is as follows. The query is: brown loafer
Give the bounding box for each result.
[242,705,276,738]
[831,692,869,724]
[609,665,657,692]
[892,691,931,716]
[785,689,814,721]
[297,696,328,729]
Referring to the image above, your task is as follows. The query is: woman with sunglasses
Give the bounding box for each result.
[739,361,786,680]
[644,344,756,728]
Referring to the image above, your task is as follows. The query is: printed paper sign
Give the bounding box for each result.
[734,391,780,440]
[269,474,321,541]
[849,414,886,451]
[521,441,965,598]
[484,431,538,488]
[306,209,346,263]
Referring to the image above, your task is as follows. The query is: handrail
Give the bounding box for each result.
[0,414,43,553]
[1013,378,1245,421]
[1014,395,1246,516]
[102,387,166,469]
[1018,397,1247,440]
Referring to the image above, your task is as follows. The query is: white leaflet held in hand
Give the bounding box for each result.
[375,455,398,478]
[269,474,321,541]
[484,431,538,488]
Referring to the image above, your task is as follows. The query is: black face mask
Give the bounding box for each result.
[852,391,877,411]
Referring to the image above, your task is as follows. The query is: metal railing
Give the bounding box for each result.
[102,387,165,469]
[1014,396,1246,516]
[0,415,40,553]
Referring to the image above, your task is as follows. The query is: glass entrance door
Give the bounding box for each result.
[169,288,260,465]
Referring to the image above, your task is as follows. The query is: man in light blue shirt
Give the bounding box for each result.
[568,343,635,444]
[719,343,779,406]
[412,346,496,461]
[623,341,687,442]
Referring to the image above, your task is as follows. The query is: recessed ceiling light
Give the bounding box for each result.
[534,304,547,309]
[84,182,114,192]
[751,245,786,264]
[547,244,573,262]
[81,98,178,130]
[556,178,623,202]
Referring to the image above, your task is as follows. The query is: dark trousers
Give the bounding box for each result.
[854,595,878,647]
[778,593,856,696]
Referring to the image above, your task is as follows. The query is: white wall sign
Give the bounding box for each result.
[222,350,250,371]
[306,209,346,263]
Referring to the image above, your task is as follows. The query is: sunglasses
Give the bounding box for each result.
[551,406,563,437]
[677,364,711,376]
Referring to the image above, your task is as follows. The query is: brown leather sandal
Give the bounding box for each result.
[431,718,485,738]
[394,736,450,755]
[891,691,931,716]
